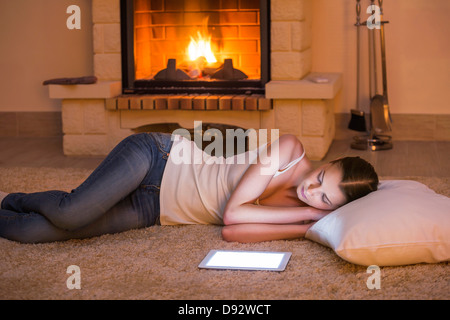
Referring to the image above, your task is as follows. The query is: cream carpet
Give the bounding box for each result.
[0,167,449,300]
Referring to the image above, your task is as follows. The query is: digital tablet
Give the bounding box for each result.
[198,250,292,271]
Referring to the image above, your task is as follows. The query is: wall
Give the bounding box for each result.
[311,0,450,115]
[0,0,93,112]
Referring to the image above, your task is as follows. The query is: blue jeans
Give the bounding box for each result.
[0,132,173,243]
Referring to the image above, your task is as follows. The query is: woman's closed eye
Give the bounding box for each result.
[318,170,332,206]
[317,170,323,184]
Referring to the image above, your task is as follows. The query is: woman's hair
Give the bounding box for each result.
[329,156,379,204]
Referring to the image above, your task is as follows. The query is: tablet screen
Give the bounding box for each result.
[198,250,292,271]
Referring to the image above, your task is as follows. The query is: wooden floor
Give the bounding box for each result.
[0,137,104,170]
[0,137,449,177]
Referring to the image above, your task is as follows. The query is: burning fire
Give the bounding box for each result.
[187,17,217,64]
[188,31,217,63]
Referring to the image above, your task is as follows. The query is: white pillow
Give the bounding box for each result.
[305,180,450,266]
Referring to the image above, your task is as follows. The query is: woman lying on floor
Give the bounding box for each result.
[0,132,378,244]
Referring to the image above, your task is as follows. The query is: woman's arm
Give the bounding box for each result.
[223,203,327,225]
[223,134,313,225]
[221,222,315,243]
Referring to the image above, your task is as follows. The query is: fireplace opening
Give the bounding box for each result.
[121,0,270,95]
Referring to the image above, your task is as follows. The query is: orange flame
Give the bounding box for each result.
[187,18,217,63]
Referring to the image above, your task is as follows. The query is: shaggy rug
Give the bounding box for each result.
[0,167,449,300]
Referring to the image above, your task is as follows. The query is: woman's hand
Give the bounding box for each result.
[223,204,330,226]
[221,207,332,243]
[308,207,332,221]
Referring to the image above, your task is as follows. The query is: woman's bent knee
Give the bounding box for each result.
[47,209,92,231]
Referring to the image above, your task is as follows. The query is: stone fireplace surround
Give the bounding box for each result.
[48,0,342,160]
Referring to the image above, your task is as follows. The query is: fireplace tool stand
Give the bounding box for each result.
[351,131,392,151]
[351,0,392,151]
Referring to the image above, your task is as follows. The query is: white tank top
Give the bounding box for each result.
[273,150,306,177]
[159,135,305,225]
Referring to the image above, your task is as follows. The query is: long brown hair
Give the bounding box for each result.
[330,156,379,204]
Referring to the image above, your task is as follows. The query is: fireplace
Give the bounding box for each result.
[121,0,270,94]
[48,0,342,161]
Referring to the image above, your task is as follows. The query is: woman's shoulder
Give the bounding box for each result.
[278,134,305,158]
[277,134,312,174]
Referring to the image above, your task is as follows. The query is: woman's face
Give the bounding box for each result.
[297,163,347,210]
